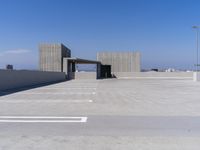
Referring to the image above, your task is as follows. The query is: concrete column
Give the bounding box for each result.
[63,58,68,74]
[193,72,200,81]
[63,58,69,79]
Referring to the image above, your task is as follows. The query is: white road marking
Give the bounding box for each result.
[0,116,88,123]
[37,87,97,90]
[1,92,96,95]
[0,99,93,103]
[118,77,192,79]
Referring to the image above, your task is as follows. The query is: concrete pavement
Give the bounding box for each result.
[1,79,200,149]
[0,116,200,136]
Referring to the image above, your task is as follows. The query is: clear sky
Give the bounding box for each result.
[0,0,199,70]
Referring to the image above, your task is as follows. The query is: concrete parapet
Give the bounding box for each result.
[0,70,66,91]
[69,72,97,80]
[113,72,193,79]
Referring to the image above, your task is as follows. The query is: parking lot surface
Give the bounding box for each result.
[1,79,200,150]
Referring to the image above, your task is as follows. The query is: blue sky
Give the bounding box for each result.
[0,0,199,70]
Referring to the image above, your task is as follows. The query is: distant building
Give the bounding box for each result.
[6,64,13,70]
[97,52,140,73]
[39,43,71,72]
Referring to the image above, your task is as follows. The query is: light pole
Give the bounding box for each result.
[192,26,200,72]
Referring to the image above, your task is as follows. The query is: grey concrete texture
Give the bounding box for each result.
[1,78,200,149]
[62,57,68,75]
[97,51,141,72]
[0,70,66,91]
[39,43,71,72]
[114,72,193,79]
[1,116,200,136]
[69,72,97,80]
[1,78,200,116]
[1,136,200,150]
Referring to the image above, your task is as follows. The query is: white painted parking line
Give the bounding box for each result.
[0,99,93,103]
[0,116,88,123]
[1,92,96,95]
[118,77,192,79]
[37,87,97,90]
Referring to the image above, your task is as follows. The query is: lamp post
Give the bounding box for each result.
[192,26,200,72]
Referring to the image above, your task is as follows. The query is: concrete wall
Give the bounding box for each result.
[39,43,71,72]
[113,72,193,79]
[97,52,141,72]
[69,72,97,80]
[67,72,193,80]
[0,70,66,91]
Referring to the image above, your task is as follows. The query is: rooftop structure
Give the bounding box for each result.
[39,43,141,79]
[39,43,71,72]
[97,52,140,73]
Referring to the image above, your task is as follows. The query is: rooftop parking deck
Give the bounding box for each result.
[1,78,200,116]
[1,78,200,150]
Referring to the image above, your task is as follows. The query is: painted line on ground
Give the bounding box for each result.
[0,99,93,103]
[0,92,96,95]
[37,87,97,90]
[0,116,87,123]
[118,77,192,79]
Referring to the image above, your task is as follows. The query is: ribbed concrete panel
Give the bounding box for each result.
[39,43,71,72]
[97,52,141,72]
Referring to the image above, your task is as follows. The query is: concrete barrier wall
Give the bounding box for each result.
[68,72,193,80]
[69,72,97,80]
[113,72,193,79]
[0,70,66,91]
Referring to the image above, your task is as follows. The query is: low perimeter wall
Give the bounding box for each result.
[0,70,66,91]
[68,72,97,80]
[113,72,193,79]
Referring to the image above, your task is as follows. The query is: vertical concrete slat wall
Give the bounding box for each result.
[39,44,61,72]
[39,43,71,73]
[134,52,141,72]
[97,52,141,73]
